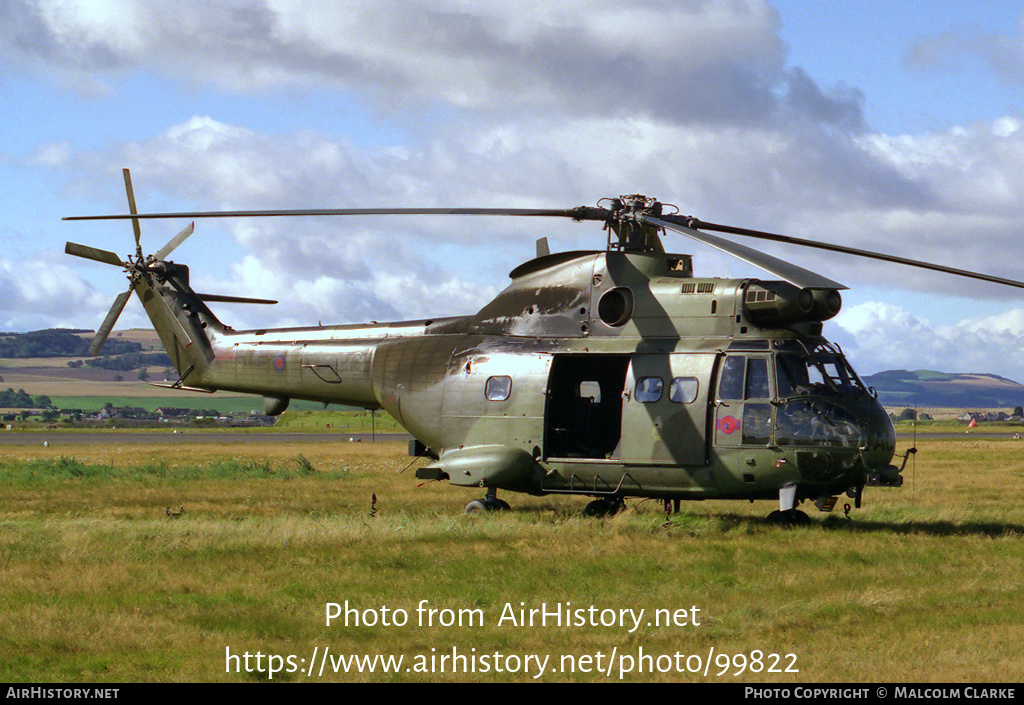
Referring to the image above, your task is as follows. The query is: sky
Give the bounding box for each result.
[2,0,1024,381]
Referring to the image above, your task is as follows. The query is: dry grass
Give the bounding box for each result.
[1,438,1022,682]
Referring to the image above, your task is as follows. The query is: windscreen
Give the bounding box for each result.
[775,346,865,397]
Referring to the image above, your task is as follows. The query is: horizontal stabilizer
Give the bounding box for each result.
[146,382,215,394]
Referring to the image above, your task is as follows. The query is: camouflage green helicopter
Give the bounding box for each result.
[65,171,1024,522]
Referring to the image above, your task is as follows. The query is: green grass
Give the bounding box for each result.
[0,454,339,484]
[1,438,1023,682]
[273,409,404,432]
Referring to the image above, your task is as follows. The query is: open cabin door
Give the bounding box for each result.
[544,355,629,459]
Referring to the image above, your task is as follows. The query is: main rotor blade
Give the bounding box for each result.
[644,215,847,290]
[63,206,609,221]
[89,289,132,356]
[123,168,142,251]
[686,218,1024,290]
[197,293,278,305]
[154,221,195,261]
[65,241,124,267]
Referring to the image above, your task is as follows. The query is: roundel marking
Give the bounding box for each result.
[718,415,739,434]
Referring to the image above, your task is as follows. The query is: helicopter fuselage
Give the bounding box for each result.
[139,247,899,511]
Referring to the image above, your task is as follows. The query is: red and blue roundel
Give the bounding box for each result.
[717,415,739,434]
[273,354,286,373]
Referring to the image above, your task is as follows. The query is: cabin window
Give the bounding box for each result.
[635,376,663,403]
[669,377,699,403]
[485,376,512,401]
[579,380,602,403]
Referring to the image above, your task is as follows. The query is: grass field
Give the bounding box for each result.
[1,436,1022,683]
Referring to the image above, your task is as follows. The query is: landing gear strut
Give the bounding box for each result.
[464,487,511,513]
[766,482,810,525]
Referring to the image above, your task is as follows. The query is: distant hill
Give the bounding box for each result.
[862,369,1024,408]
[0,329,141,358]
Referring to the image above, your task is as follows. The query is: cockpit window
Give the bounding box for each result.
[719,356,770,401]
[745,358,770,399]
[718,356,745,401]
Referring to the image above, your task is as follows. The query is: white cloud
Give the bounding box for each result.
[3,0,861,128]
[28,140,71,167]
[0,255,112,330]
[833,301,1024,382]
[907,16,1024,87]
[9,1,1024,383]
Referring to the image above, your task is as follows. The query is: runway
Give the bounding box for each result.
[0,431,413,445]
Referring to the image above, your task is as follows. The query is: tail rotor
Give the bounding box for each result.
[65,168,196,355]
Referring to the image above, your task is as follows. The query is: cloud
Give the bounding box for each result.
[832,301,1024,382]
[907,16,1024,87]
[0,254,112,330]
[42,90,1023,329]
[2,0,863,129]
[191,254,500,331]
[12,2,1024,377]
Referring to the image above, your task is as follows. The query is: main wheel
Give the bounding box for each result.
[766,509,811,526]
[583,497,624,517]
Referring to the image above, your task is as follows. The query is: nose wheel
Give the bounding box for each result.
[767,482,811,524]
[766,509,810,525]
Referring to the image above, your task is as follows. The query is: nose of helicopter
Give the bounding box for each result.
[861,397,898,472]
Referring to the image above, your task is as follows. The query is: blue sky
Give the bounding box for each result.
[773,1,1022,133]
[2,1,1024,380]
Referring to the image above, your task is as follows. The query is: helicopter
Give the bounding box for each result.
[64,170,1024,522]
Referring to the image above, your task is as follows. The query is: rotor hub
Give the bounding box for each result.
[604,194,667,253]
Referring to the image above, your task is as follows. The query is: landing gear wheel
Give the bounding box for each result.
[583,497,625,517]
[766,509,811,526]
[464,497,511,513]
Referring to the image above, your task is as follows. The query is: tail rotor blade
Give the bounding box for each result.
[89,289,132,356]
[154,221,195,261]
[65,242,124,267]
[123,168,142,252]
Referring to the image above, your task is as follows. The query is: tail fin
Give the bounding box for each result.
[65,169,275,388]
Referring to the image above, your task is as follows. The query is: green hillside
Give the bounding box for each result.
[863,369,1024,408]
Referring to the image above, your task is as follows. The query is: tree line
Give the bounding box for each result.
[0,388,52,408]
[0,329,141,358]
[72,352,173,371]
